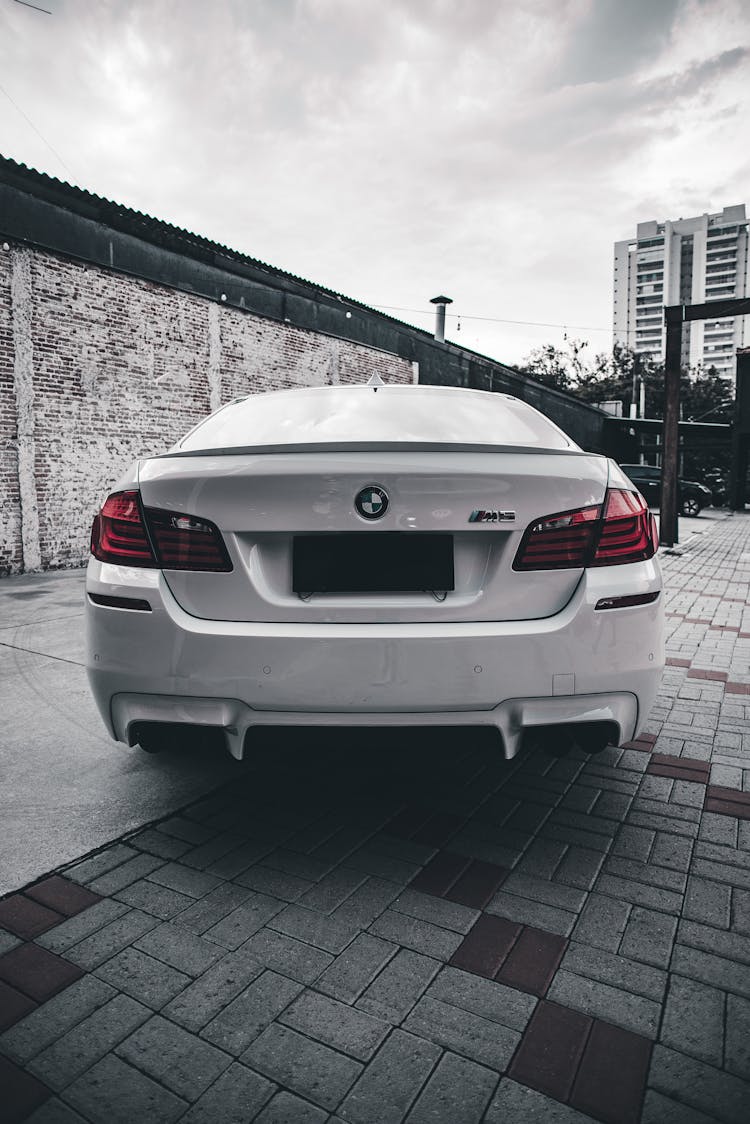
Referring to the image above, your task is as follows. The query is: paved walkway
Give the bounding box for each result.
[1,514,749,1124]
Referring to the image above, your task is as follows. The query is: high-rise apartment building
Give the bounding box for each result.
[613,205,749,377]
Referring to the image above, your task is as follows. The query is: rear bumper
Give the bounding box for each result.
[106,690,639,761]
[85,558,664,759]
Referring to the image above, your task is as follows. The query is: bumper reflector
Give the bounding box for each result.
[594,591,660,611]
[88,593,152,612]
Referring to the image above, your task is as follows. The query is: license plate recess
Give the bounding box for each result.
[293,533,454,594]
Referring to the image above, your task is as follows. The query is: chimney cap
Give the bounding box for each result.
[430,295,453,305]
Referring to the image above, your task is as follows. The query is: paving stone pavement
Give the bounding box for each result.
[1,513,750,1123]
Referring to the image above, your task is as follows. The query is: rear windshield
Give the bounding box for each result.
[177,386,576,452]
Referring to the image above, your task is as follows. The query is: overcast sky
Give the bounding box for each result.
[1,0,748,365]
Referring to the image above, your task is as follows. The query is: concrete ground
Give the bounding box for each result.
[0,567,241,895]
[1,512,749,1123]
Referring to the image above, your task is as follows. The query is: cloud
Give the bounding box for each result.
[551,0,681,85]
[0,0,748,364]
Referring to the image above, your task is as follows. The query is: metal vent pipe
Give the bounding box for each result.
[430,295,453,343]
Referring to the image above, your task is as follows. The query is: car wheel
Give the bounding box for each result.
[681,496,701,517]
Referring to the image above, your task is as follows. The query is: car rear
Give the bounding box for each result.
[86,384,664,759]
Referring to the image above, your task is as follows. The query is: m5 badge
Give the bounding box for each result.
[468,510,516,523]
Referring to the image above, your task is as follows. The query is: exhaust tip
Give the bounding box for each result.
[523,721,618,758]
[522,725,576,757]
[574,722,618,754]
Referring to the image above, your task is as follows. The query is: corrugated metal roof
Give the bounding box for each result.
[0,152,424,334]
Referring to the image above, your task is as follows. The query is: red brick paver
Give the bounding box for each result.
[570,1019,652,1124]
[443,859,509,909]
[0,895,63,940]
[449,914,566,997]
[24,875,102,917]
[449,914,522,978]
[510,1000,592,1102]
[620,738,654,753]
[646,754,710,784]
[0,943,84,1002]
[510,1002,652,1124]
[408,848,508,907]
[495,926,567,997]
[0,979,36,1032]
[0,1055,50,1123]
[704,785,750,820]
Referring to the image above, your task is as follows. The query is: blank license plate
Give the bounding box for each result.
[293,533,454,594]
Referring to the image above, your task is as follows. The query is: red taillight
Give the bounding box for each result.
[592,489,657,567]
[90,491,232,572]
[90,491,156,566]
[513,504,601,570]
[513,488,658,571]
[145,508,232,572]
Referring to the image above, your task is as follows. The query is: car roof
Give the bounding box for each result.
[174,383,579,455]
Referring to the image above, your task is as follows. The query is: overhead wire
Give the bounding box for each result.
[4,1,72,178]
[367,301,750,340]
[12,0,52,13]
[0,81,73,179]
[366,303,642,338]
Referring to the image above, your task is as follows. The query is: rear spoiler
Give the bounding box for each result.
[158,441,594,459]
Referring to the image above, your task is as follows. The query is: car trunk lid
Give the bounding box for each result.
[138,448,609,623]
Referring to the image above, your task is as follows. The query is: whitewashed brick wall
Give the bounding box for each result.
[0,242,413,574]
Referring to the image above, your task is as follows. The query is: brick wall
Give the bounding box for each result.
[0,242,413,575]
[0,244,22,574]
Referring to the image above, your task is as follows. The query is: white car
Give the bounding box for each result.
[86,380,664,759]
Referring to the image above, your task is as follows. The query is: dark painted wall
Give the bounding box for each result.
[0,158,608,453]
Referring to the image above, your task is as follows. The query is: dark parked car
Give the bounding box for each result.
[620,464,713,517]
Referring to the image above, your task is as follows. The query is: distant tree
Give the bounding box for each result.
[681,366,734,425]
[680,365,734,487]
[518,341,734,422]
[517,342,735,492]
[580,344,664,416]
[517,338,590,392]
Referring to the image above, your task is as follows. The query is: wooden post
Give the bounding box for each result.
[660,305,683,547]
[729,349,750,510]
